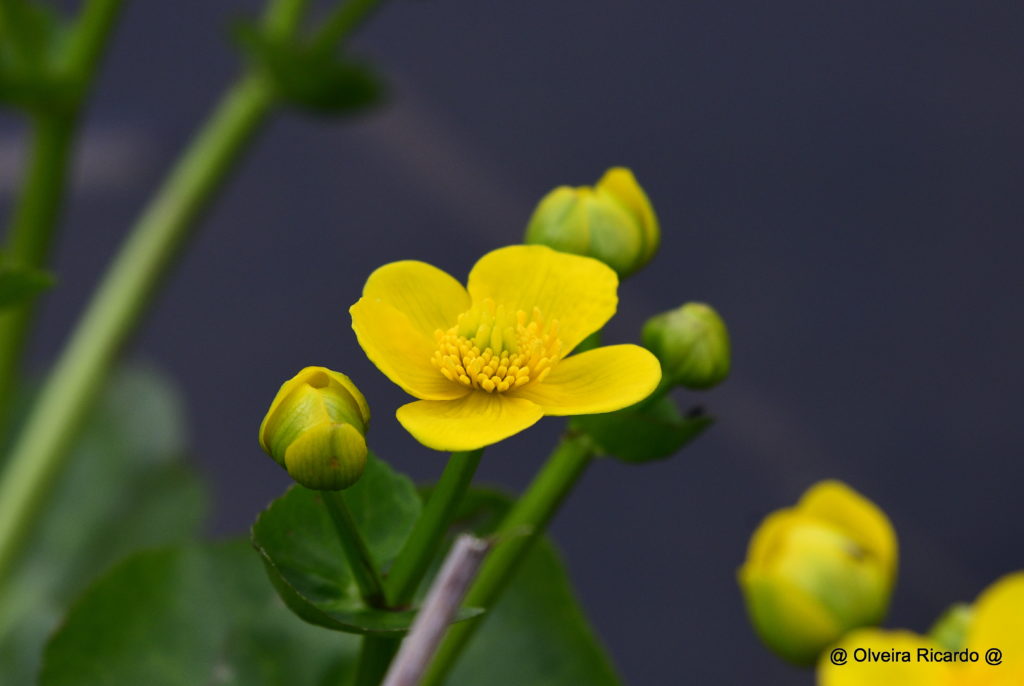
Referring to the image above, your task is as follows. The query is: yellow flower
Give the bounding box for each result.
[818,572,1024,686]
[738,481,898,665]
[349,245,662,451]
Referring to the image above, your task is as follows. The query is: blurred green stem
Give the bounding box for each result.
[385,449,484,607]
[0,113,76,425]
[323,490,386,607]
[0,0,127,430]
[420,433,597,686]
[0,74,275,590]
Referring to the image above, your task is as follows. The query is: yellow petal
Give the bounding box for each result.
[817,629,956,686]
[798,480,898,582]
[467,245,618,355]
[396,392,544,451]
[511,344,661,415]
[964,572,1024,686]
[350,297,469,400]
[362,259,470,335]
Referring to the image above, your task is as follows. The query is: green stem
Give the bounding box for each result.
[420,433,597,686]
[352,636,400,686]
[0,74,275,590]
[385,449,483,607]
[0,0,127,426]
[59,0,127,83]
[0,113,76,426]
[311,0,384,54]
[322,489,386,607]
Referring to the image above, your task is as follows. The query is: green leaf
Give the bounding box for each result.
[0,364,207,684]
[572,395,714,462]
[40,540,357,686]
[252,455,482,635]
[233,22,384,115]
[0,264,55,309]
[444,489,623,686]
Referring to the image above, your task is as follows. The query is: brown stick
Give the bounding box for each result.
[381,534,491,686]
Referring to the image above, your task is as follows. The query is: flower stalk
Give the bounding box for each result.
[322,490,387,608]
[385,449,484,607]
[420,432,597,686]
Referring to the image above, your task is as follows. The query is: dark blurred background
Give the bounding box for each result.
[4,1,1024,682]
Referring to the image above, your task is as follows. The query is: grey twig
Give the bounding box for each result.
[382,534,491,686]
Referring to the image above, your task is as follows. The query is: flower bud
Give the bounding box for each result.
[259,366,370,490]
[642,302,730,389]
[738,481,898,665]
[524,167,659,278]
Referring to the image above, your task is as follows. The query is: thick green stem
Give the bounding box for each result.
[385,449,483,607]
[352,636,400,686]
[323,490,386,608]
[420,433,597,686]
[0,114,76,425]
[0,75,275,590]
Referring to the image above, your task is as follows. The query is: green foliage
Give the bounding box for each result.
[0,263,55,309]
[573,395,713,462]
[40,541,356,686]
[0,3,75,111]
[445,489,623,686]
[0,364,206,684]
[251,454,454,634]
[233,22,384,115]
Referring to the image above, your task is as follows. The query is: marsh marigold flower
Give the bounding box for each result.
[818,573,1024,686]
[259,366,370,490]
[349,245,662,451]
[524,167,659,278]
[738,481,898,665]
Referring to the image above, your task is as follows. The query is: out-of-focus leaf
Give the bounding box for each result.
[0,364,207,684]
[573,395,714,462]
[40,540,357,686]
[0,264,54,309]
[443,489,624,686]
[253,455,482,635]
[233,22,384,115]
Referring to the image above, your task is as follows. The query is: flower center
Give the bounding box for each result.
[431,299,562,393]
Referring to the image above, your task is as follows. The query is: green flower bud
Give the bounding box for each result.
[524,167,660,278]
[928,603,973,652]
[738,481,898,665]
[642,302,730,390]
[259,366,370,490]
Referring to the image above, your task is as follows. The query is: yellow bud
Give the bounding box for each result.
[642,302,730,389]
[524,167,660,278]
[258,366,370,490]
[738,481,898,665]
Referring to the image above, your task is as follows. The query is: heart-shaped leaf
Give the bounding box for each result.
[252,455,479,635]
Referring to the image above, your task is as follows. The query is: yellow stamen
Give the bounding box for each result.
[430,298,562,393]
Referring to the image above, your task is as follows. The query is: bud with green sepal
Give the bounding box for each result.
[643,302,730,390]
[738,481,898,665]
[524,167,659,278]
[259,366,370,490]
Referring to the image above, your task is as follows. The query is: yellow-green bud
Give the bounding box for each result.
[259,366,370,490]
[642,302,730,389]
[524,167,660,278]
[738,481,898,665]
